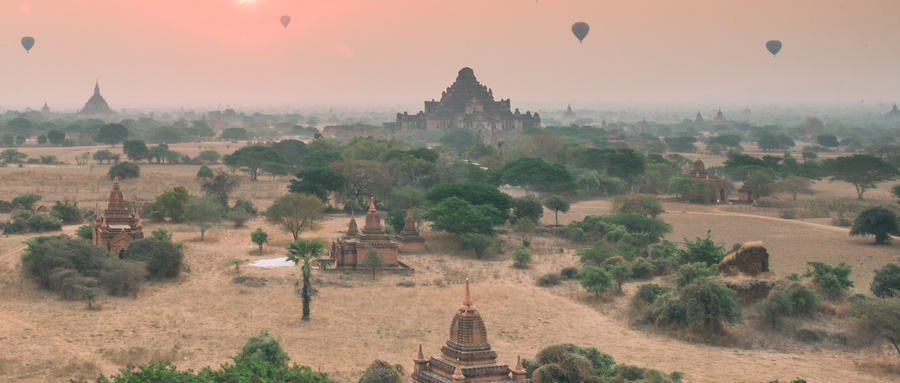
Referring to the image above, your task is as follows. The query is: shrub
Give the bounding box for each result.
[760,283,819,329]
[806,261,853,300]
[121,238,184,279]
[12,193,41,211]
[537,273,562,287]
[872,263,900,298]
[75,225,94,240]
[26,213,63,232]
[633,284,673,306]
[511,196,544,224]
[630,257,654,279]
[460,233,493,259]
[108,162,140,180]
[100,259,148,297]
[358,360,402,383]
[673,262,713,288]
[649,291,687,326]
[561,267,580,279]
[196,165,214,178]
[851,296,900,358]
[233,199,258,215]
[606,262,632,293]
[677,230,726,266]
[681,279,742,333]
[512,246,532,269]
[49,199,84,224]
[236,330,289,367]
[578,266,613,296]
[779,209,797,219]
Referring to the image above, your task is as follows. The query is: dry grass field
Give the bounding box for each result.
[2,155,900,382]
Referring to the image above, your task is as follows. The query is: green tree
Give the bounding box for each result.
[12,193,42,211]
[221,127,250,142]
[606,262,633,293]
[331,160,391,206]
[197,150,221,164]
[75,225,93,240]
[108,162,140,180]
[777,176,815,200]
[224,145,287,181]
[578,265,613,296]
[36,134,47,145]
[182,197,223,241]
[872,263,900,298]
[288,167,347,204]
[93,150,118,164]
[197,165,214,178]
[758,133,784,151]
[544,196,570,226]
[360,247,385,280]
[460,233,494,259]
[358,360,402,383]
[426,183,513,221]
[852,296,900,357]
[122,140,149,162]
[49,200,83,224]
[499,157,577,193]
[271,139,308,173]
[302,150,344,168]
[512,196,544,224]
[286,238,324,322]
[266,193,325,240]
[121,237,184,279]
[1,133,14,147]
[745,170,776,197]
[251,228,269,255]
[422,197,505,236]
[153,186,192,222]
[201,170,241,206]
[663,136,698,152]
[677,230,726,267]
[668,175,695,201]
[850,207,900,245]
[681,279,742,333]
[1,149,27,163]
[95,123,130,146]
[47,129,65,145]
[817,134,840,148]
[824,155,900,200]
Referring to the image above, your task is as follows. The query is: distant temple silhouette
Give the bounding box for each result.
[79,81,115,116]
[561,104,577,125]
[888,103,899,117]
[397,67,540,144]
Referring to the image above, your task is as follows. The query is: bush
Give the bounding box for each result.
[358,360,402,383]
[108,162,140,180]
[578,266,613,296]
[760,283,819,329]
[236,330,290,367]
[50,199,84,224]
[871,263,900,298]
[197,165,214,178]
[75,225,94,240]
[561,266,580,279]
[673,262,713,288]
[681,279,742,332]
[606,262,632,292]
[677,230,726,267]
[26,213,63,232]
[460,233,493,259]
[121,238,184,279]
[537,273,562,287]
[512,246,532,269]
[806,261,853,300]
[12,193,41,211]
[630,257,654,279]
[633,284,673,306]
[649,291,687,326]
[511,196,544,224]
[779,209,797,219]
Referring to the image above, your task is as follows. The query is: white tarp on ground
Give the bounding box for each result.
[249,257,295,268]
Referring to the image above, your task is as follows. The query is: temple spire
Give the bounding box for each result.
[452,360,465,381]
[461,278,474,308]
[417,343,424,360]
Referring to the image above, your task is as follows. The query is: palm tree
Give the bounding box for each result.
[286,238,324,321]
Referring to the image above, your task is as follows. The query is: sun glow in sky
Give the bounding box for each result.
[1,0,899,110]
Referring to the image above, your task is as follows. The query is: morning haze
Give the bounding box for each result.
[1,0,898,109]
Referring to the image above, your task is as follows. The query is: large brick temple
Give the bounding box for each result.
[396,67,540,144]
[92,175,143,255]
[412,280,526,383]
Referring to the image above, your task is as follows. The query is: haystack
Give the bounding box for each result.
[719,241,769,276]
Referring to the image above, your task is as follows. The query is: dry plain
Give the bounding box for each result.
[1,143,899,382]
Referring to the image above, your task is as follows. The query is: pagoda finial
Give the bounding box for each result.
[515,355,524,371]
[369,196,376,211]
[461,278,474,308]
[417,343,424,360]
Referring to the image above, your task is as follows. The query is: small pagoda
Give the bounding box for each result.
[93,174,143,254]
[888,103,899,117]
[325,198,411,270]
[690,156,728,203]
[396,211,425,254]
[412,280,526,383]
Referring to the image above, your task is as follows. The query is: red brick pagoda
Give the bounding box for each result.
[92,175,143,255]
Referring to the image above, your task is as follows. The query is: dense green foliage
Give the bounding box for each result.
[850,206,900,244]
[806,261,854,300]
[358,360,403,383]
[121,237,184,279]
[426,182,513,221]
[871,263,900,298]
[423,197,505,236]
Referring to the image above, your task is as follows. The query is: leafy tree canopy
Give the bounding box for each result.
[422,197,505,236]
[224,145,287,181]
[824,155,900,199]
[426,182,513,221]
[850,206,900,244]
[499,157,576,192]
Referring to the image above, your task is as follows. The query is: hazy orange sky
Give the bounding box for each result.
[2,0,899,111]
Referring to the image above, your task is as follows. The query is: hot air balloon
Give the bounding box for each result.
[280,15,291,29]
[21,36,35,53]
[571,22,589,43]
[766,40,782,57]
